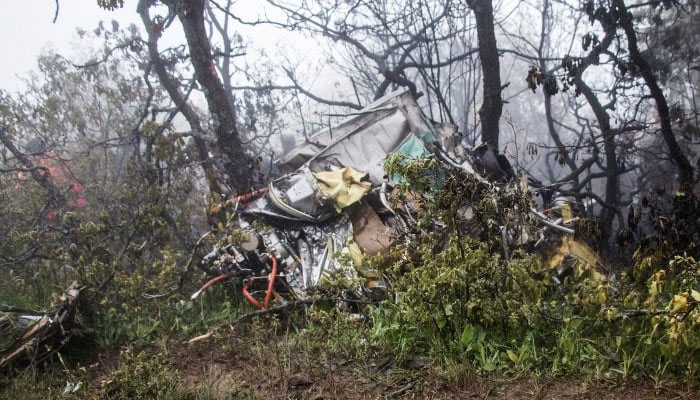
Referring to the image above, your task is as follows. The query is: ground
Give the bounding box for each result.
[2,314,698,399]
[73,333,698,400]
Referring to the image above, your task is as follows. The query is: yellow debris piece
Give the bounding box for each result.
[548,235,605,281]
[561,202,572,222]
[345,236,365,269]
[313,167,371,212]
[345,235,381,280]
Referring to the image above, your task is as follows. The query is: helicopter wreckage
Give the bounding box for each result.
[195,89,602,309]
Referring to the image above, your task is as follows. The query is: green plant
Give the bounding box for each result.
[365,156,700,380]
[101,349,181,399]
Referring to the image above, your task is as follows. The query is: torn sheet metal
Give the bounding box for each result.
[285,216,355,296]
[264,165,372,222]
[267,166,333,222]
[277,89,437,186]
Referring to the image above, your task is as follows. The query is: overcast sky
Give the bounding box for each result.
[0,1,339,100]
[0,1,142,92]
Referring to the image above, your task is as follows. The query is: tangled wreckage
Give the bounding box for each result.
[196,89,603,309]
[1,90,603,366]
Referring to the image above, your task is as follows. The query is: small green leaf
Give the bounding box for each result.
[482,362,497,372]
[506,349,519,363]
[460,325,475,346]
[691,289,700,302]
[443,303,453,316]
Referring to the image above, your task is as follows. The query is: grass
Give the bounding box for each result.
[1,236,698,398]
[2,306,699,399]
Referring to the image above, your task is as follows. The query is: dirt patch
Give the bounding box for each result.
[157,334,697,400]
[46,331,696,400]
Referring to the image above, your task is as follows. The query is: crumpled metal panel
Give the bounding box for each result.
[267,167,333,222]
[276,89,437,186]
[290,216,354,295]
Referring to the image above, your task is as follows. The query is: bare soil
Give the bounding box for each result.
[81,333,698,400]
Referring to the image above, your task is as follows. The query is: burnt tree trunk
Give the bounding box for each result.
[576,77,619,247]
[467,0,502,149]
[572,29,619,248]
[173,0,252,193]
[614,0,694,188]
[138,0,224,195]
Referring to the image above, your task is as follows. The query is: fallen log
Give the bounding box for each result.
[0,282,81,369]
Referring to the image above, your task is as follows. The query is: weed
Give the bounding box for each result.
[100,349,181,399]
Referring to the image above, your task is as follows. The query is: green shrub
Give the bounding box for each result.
[101,350,181,399]
[366,156,700,379]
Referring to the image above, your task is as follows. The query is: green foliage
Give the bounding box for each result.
[101,350,181,399]
[384,153,443,195]
[304,308,373,359]
[367,229,700,379]
[364,156,700,379]
[0,364,69,399]
[0,45,214,350]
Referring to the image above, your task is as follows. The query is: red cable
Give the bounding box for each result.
[264,254,278,309]
[202,274,229,291]
[242,281,263,309]
[228,187,268,207]
[190,274,229,301]
[241,255,278,310]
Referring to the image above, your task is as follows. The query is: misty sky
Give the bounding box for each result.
[0,1,141,92]
[0,1,339,104]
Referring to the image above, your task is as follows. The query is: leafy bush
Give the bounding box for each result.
[101,350,181,399]
[366,156,700,379]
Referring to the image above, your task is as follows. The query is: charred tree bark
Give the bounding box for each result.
[170,0,252,193]
[614,0,694,188]
[537,0,582,186]
[467,0,502,149]
[575,77,618,246]
[571,29,619,247]
[138,0,224,195]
